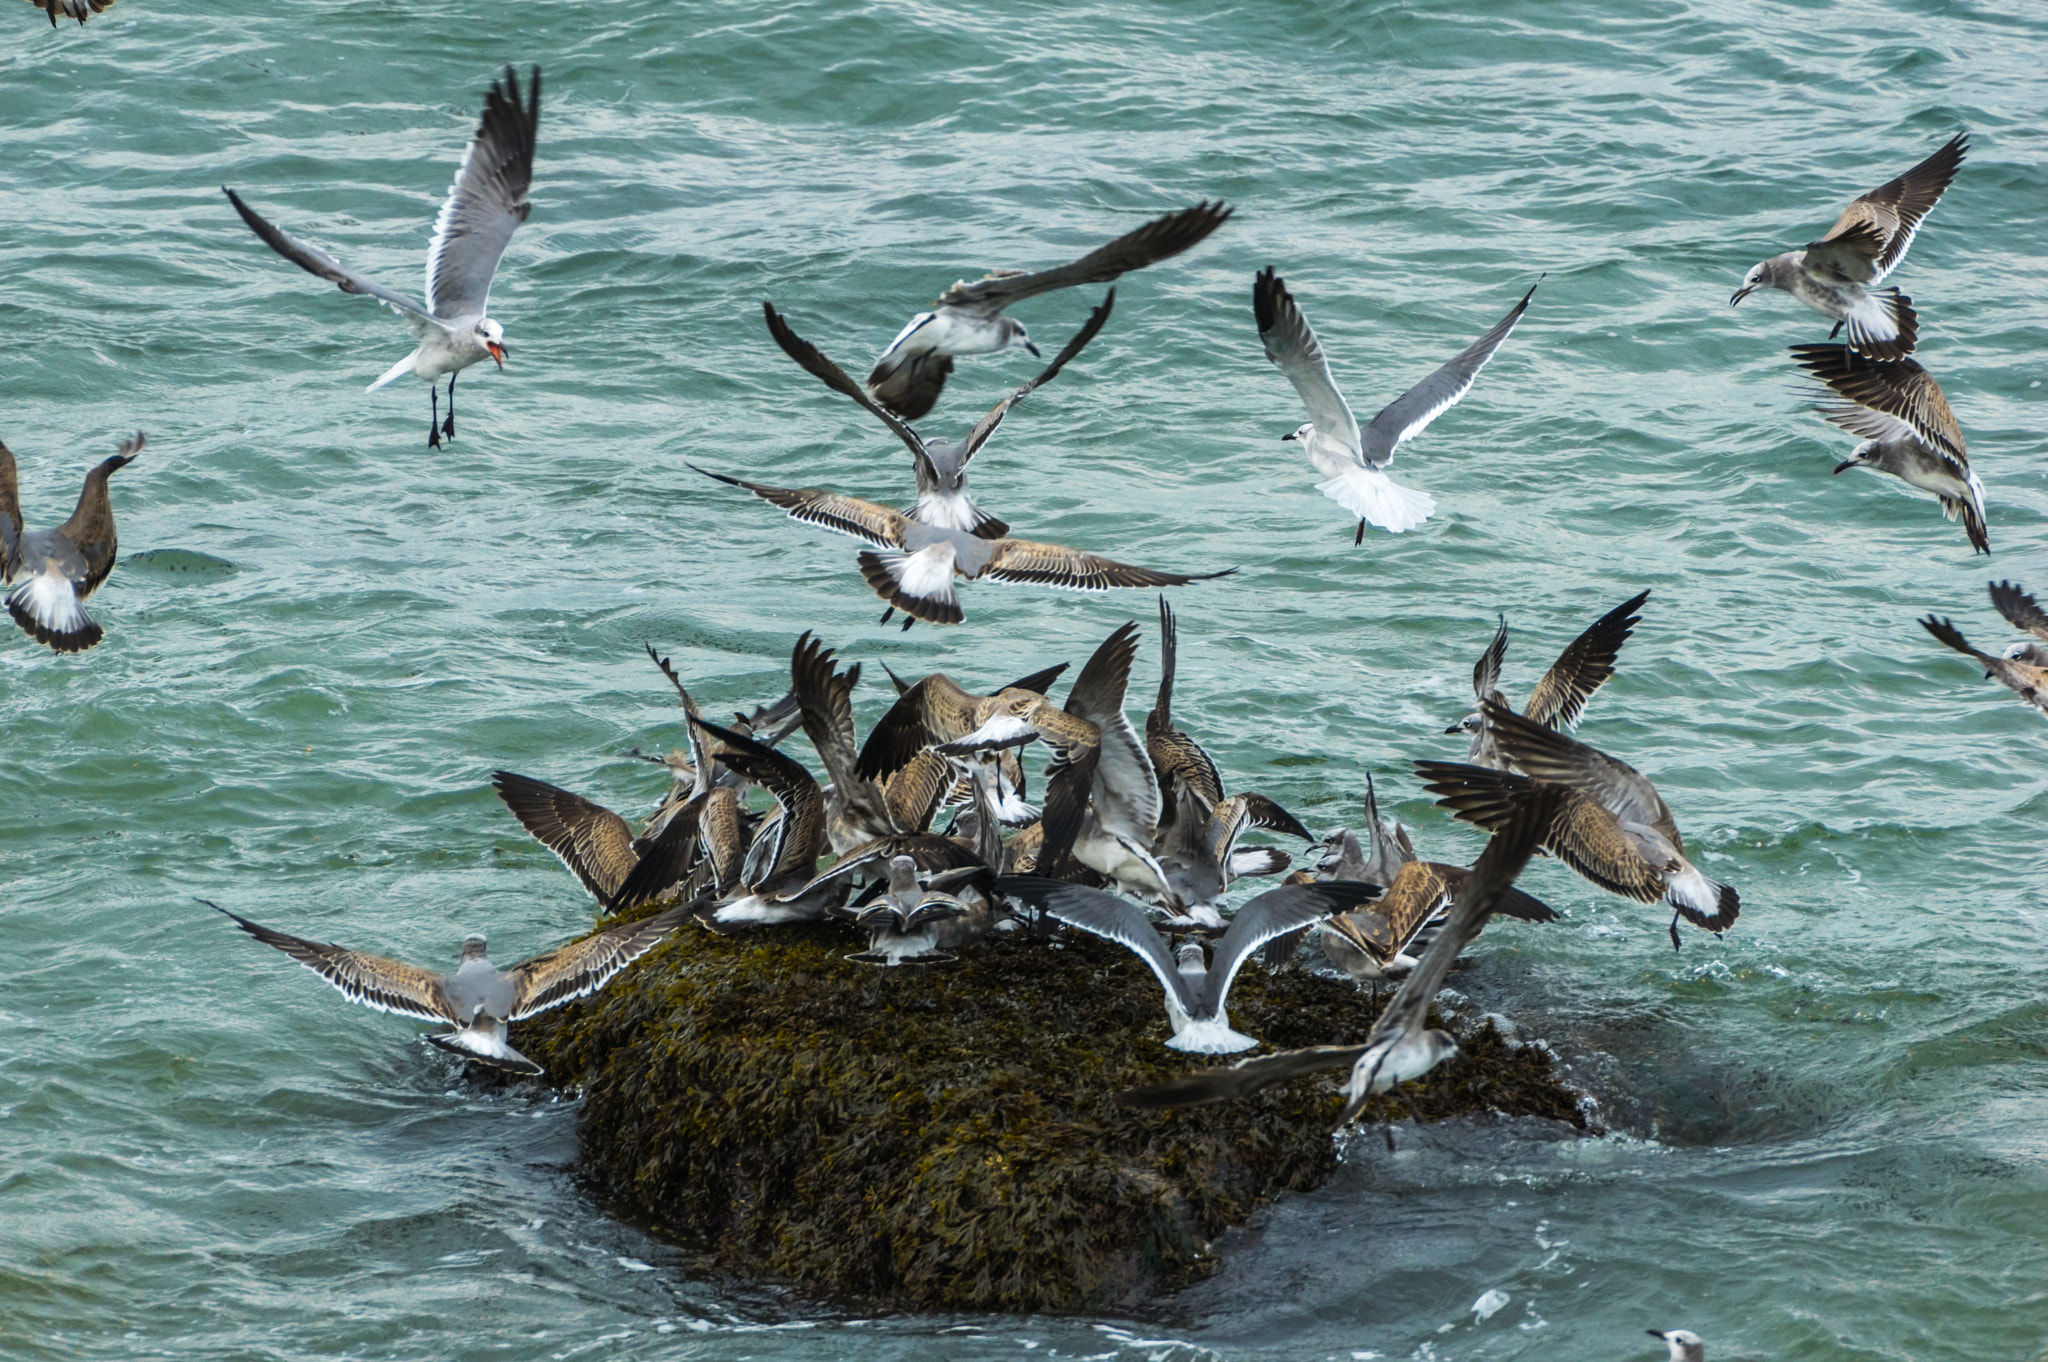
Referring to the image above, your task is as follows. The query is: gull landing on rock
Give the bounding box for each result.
[223,66,540,448]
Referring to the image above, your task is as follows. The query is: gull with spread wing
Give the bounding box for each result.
[1448,589,1650,767]
[1,432,142,654]
[765,293,1112,538]
[1920,580,2048,719]
[209,899,689,1076]
[1732,133,1966,361]
[1255,268,1536,541]
[223,66,539,448]
[866,201,1230,420]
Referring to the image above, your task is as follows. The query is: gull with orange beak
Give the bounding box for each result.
[223,65,539,448]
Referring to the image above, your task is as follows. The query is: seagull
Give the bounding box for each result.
[1320,857,1559,985]
[1254,267,1536,541]
[223,65,539,449]
[1,432,142,654]
[1648,1330,1708,1362]
[1417,697,1739,949]
[764,294,1112,538]
[23,0,113,25]
[1448,589,1650,767]
[866,201,1231,420]
[1116,787,1558,1124]
[1920,581,2048,718]
[693,466,1233,628]
[996,876,1381,1052]
[1731,132,1967,361]
[208,898,689,1076]
[846,855,992,966]
[853,660,1070,823]
[1790,342,1984,554]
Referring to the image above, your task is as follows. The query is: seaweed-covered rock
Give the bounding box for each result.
[518,917,1585,1314]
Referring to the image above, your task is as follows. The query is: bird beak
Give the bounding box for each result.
[1647,1331,1669,1343]
[1022,340,1042,359]
[1281,431,1297,442]
[486,340,507,368]
[1831,458,1858,475]
[1730,284,1754,306]
[1443,722,1463,734]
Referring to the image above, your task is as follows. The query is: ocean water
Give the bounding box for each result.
[4,0,2046,1357]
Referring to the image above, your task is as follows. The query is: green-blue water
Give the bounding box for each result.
[4,1,2046,1357]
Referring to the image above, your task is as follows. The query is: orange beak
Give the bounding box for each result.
[486,340,507,369]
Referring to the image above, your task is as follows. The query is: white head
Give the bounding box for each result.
[1282,421,1316,445]
[476,317,508,368]
[998,316,1041,358]
[1731,254,1796,305]
[1647,1328,1705,1362]
[1175,940,1207,979]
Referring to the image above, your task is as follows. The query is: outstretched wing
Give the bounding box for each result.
[692,464,910,548]
[938,202,1231,313]
[1524,589,1649,730]
[490,770,639,904]
[208,900,454,1023]
[223,187,430,321]
[506,905,690,1021]
[1788,344,1963,457]
[762,301,932,470]
[426,65,540,320]
[1808,132,1968,284]
[1990,581,2048,644]
[1254,266,1361,458]
[981,539,1233,591]
[958,289,1116,463]
[1360,280,1536,464]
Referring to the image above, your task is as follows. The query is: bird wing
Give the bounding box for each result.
[1811,132,1968,284]
[958,290,1115,464]
[222,187,431,321]
[0,440,20,573]
[1990,581,2048,644]
[1062,622,1159,844]
[506,905,689,1021]
[1198,880,1382,1015]
[1524,588,1649,730]
[1360,281,1536,464]
[1482,696,1670,830]
[761,301,932,469]
[1253,267,1361,457]
[1118,1042,1375,1108]
[490,770,639,904]
[691,464,909,548]
[57,434,142,595]
[981,539,1232,591]
[937,202,1230,313]
[1471,615,1508,705]
[692,715,827,890]
[425,65,539,321]
[1787,344,1963,457]
[995,876,1195,1012]
[209,901,454,1023]
[1813,400,1921,447]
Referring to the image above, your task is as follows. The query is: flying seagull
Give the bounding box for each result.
[1790,342,1984,554]
[693,466,1232,628]
[1,432,142,653]
[223,65,540,448]
[1448,589,1650,767]
[996,876,1381,1052]
[1920,580,2048,719]
[208,898,689,1076]
[1117,786,1558,1124]
[1731,132,1967,361]
[866,201,1231,420]
[23,0,114,24]
[764,293,1112,538]
[1255,267,1536,541]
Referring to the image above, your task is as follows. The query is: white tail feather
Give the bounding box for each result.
[1167,1017,1260,1054]
[367,350,421,391]
[7,570,100,651]
[425,1026,541,1075]
[1317,467,1436,533]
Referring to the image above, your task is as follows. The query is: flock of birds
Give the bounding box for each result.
[8,19,2009,1351]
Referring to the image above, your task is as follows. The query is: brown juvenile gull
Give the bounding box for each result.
[223,66,539,448]
[1448,589,1650,767]
[866,201,1230,420]
[1790,342,1984,554]
[208,899,690,1076]
[1920,580,2048,718]
[1,432,142,653]
[1731,133,1967,361]
[1255,267,1536,541]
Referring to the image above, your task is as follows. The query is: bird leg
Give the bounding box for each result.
[1829,320,1844,340]
[900,615,915,633]
[443,370,458,442]
[428,383,442,449]
[879,607,895,626]
[1668,909,1683,952]
[1354,519,1366,546]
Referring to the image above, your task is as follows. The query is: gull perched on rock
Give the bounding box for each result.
[1920,580,2048,718]
[1255,268,1535,541]
[223,66,539,448]
[1448,589,1650,767]
[209,899,689,1076]
[997,876,1380,1052]
[1731,133,1967,361]
[764,294,1112,538]
[1791,342,1984,554]
[1,432,142,653]
[866,201,1231,420]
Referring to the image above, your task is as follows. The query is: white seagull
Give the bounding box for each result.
[1254,267,1536,542]
[223,65,540,448]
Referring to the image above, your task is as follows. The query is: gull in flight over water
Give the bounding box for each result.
[1,432,142,653]
[223,65,540,448]
[1920,580,2048,720]
[866,201,1231,421]
[1731,132,1967,361]
[23,0,114,25]
[1254,267,1536,542]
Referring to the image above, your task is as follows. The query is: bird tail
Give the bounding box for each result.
[857,547,963,625]
[1843,287,1917,362]
[7,571,101,653]
[425,1027,543,1076]
[1942,472,1990,554]
[1316,467,1436,534]
[1665,862,1739,934]
[367,350,420,392]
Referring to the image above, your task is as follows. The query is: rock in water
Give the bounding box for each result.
[516,916,1587,1313]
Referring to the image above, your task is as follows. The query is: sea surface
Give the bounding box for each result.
[4,0,2046,1357]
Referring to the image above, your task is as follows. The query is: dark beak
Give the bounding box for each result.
[1443,722,1463,735]
[1831,458,1858,475]
[1022,340,1042,359]
[1730,284,1755,306]
[486,340,507,369]
[1280,431,1297,442]
[1647,1331,1668,1342]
